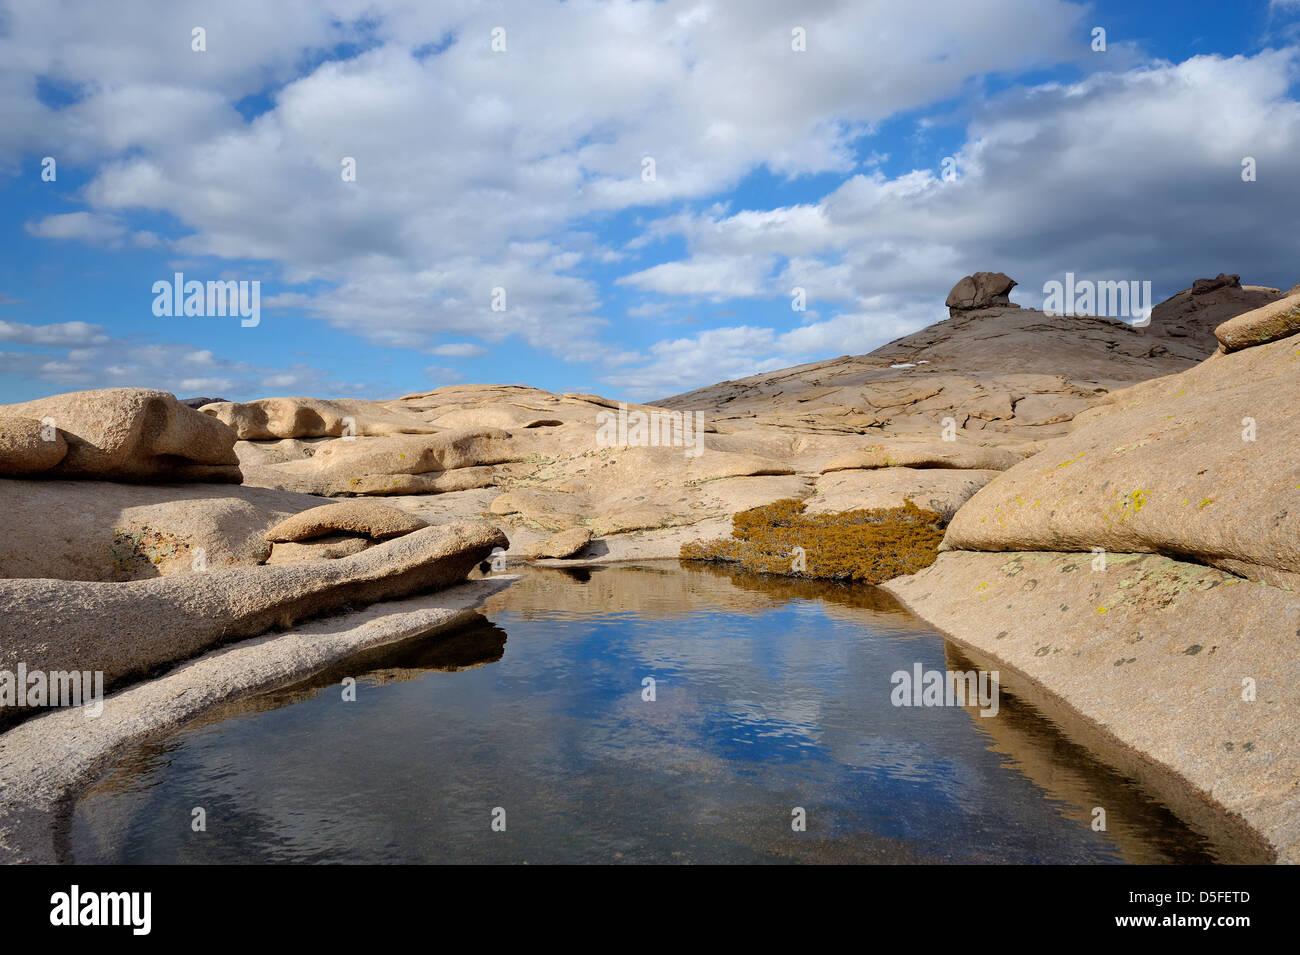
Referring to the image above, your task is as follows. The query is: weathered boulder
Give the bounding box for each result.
[0,479,325,581]
[590,507,677,537]
[0,522,507,721]
[283,428,514,476]
[0,389,240,482]
[943,326,1300,588]
[0,417,67,475]
[265,501,428,542]
[1008,393,1091,427]
[945,272,1017,311]
[1214,291,1300,353]
[200,396,437,439]
[241,429,516,497]
[321,467,500,497]
[527,527,593,559]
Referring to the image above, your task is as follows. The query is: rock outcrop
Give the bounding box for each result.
[1146,278,1283,355]
[0,576,513,863]
[178,395,228,410]
[821,443,1023,473]
[0,521,506,721]
[263,500,430,565]
[200,396,437,439]
[886,550,1300,863]
[1192,272,1240,295]
[0,388,240,482]
[243,427,517,497]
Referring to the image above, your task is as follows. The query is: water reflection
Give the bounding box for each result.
[69,565,1246,864]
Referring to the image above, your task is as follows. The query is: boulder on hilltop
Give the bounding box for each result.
[945,271,1018,312]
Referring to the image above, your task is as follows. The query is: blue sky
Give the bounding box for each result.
[2,0,1300,404]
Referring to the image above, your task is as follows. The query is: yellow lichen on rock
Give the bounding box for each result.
[680,498,944,583]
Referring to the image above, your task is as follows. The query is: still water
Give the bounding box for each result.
[70,564,1229,863]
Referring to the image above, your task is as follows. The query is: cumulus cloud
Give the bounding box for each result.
[23,212,161,248]
[0,320,109,346]
[24,211,125,243]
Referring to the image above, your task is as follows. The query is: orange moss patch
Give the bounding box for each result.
[680,498,944,583]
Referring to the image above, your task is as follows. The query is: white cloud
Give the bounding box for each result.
[0,320,109,346]
[2,0,1090,361]
[619,254,779,301]
[24,212,125,243]
[23,212,160,249]
[428,342,489,358]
